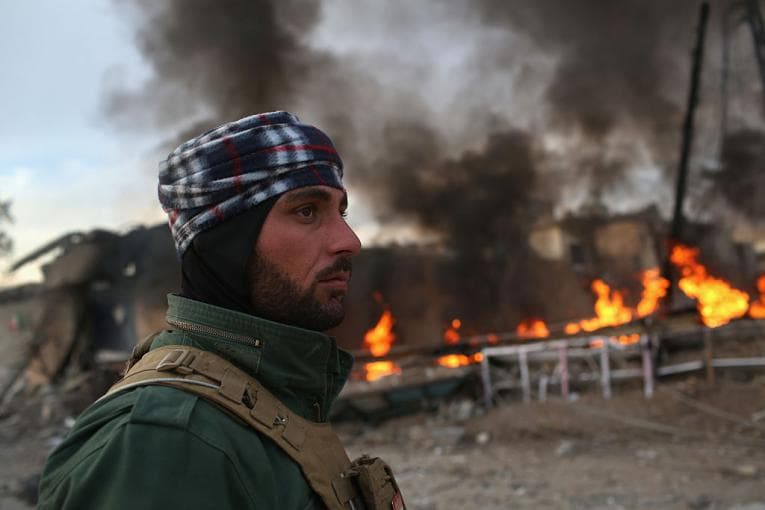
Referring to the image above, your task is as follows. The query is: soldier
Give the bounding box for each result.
[38,112,405,510]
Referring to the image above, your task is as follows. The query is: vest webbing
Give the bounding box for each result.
[102,345,362,510]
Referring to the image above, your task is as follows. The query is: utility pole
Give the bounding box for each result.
[663,2,710,310]
[745,0,765,109]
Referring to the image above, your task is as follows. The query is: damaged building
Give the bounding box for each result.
[2,205,764,404]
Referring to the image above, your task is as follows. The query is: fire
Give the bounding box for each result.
[565,268,668,335]
[443,318,462,345]
[362,307,401,381]
[749,275,765,319]
[364,361,401,382]
[588,333,640,349]
[636,268,670,318]
[436,352,484,368]
[670,244,750,328]
[364,309,396,357]
[565,279,633,334]
[516,317,550,339]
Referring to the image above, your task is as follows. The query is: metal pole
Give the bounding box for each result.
[558,345,570,400]
[600,339,612,399]
[538,375,548,402]
[719,2,732,157]
[641,334,655,398]
[744,0,765,110]
[703,328,716,385]
[664,1,711,307]
[519,349,531,403]
[480,351,493,409]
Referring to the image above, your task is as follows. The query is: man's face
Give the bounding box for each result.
[248,185,362,331]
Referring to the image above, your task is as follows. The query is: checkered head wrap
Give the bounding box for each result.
[159,111,344,256]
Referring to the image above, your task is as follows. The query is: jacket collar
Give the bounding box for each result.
[155,294,353,422]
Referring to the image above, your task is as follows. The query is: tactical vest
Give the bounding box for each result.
[102,345,406,510]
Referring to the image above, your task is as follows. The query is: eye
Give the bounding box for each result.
[295,205,316,220]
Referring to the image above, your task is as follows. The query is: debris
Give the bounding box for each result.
[475,431,491,445]
[734,465,758,477]
[687,494,712,509]
[555,439,576,457]
[635,449,659,461]
[429,426,465,447]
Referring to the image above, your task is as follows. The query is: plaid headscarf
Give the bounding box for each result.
[159,111,344,256]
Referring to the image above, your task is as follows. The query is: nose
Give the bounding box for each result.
[331,216,362,257]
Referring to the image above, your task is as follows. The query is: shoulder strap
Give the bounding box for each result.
[102,345,363,510]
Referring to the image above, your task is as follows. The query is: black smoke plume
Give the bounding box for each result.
[107,0,729,332]
[475,0,703,199]
[105,0,339,136]
[717,129,765,218]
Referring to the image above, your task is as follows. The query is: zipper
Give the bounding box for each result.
[166,317,262,348]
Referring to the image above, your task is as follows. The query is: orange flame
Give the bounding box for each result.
[565,279,633,334]
[749,275,765,319]
[670,244,749,328]
[364,360,402,382]
[516,318,550,339]
[588,333,640,349]
[364,309,396,357]
[636,268,670,318]
[362,307,401,381]
[436,352,483,368]
[443,318,462,345]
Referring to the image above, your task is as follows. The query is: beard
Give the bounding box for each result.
[247,251,352,332]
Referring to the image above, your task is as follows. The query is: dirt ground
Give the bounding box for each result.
[338,374,765,510]
[2,373,765,509]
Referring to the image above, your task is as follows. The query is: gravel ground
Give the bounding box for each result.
[2,373,765,509]
[339,375,765,510]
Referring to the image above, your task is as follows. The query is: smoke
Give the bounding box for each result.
[105,0,735,325]
[474,0,707,200]
[716,129,765,218]
[104,0,345,136]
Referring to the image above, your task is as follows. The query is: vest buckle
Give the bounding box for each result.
[156,348,195,375]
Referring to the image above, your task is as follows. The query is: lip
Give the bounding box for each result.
[318,272,350,288]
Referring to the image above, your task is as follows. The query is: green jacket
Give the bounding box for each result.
[38,294,353,509]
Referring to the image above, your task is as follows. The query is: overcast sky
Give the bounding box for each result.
[0,1,429,286]
[0,2,165,284]
[1,1,761,287]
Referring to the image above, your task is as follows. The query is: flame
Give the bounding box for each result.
[636,268,670,318]
[364,361,402,381]
[565,279,633,333]
[588,333,640,349]
[362,307,401,381]
[564,323,581,335]
[516,317,550,339]
[364,309,396,357]
[443,318,462,345]
[436,352,484,368]
[670,244,750,328]
[749,275,765,319]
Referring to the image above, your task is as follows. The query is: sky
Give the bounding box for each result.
[0,1,395,286]
[1,1,761,287]
[0,2,165,284]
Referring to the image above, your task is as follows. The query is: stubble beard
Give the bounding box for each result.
[247,251,352,332]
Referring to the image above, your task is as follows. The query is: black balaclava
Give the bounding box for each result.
[180,196,279,314]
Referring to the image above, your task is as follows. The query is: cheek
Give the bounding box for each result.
[257,231,318,286]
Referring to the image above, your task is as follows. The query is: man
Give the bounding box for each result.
[38,112,402,509]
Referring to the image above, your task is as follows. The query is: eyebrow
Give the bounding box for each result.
[281,187,348,209]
